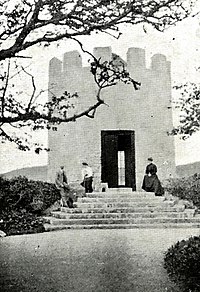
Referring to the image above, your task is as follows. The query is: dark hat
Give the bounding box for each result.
[148,157,153,162]
[82,162,88,166]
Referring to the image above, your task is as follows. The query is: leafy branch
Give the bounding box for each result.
[169,82,200,139]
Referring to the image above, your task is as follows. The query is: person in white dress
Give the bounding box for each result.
[81,162,93,193]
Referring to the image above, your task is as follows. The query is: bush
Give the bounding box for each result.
[165,173,200,209]
[0,209,45,236]
[0,176,60,235]
[164,236,200,292]
[0,176,60,214]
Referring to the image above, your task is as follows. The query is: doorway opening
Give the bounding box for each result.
[101,130,136,190]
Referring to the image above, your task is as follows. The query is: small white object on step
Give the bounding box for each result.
[0,230,6,237]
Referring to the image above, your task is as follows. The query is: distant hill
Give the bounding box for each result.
[1,162,200,182]
[1,165,48,181]
[176,162,200,177]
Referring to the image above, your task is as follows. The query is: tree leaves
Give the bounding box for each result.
[170,82,200,139]
[0,0,196,150]
[0,0,195,60]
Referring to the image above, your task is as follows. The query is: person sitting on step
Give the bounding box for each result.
[142,157,164,196]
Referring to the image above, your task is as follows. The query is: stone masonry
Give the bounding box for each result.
[47,47,175,190]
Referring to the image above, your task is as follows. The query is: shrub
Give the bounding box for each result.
[165,173,200,209]
[0,176,60,214]
[164,236,200,292]
[0,209,45,236]
[0,176,60,235]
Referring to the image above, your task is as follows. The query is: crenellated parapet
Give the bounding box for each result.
[48,46,172,113]
[49,47,171,83]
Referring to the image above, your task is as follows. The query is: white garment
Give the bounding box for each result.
[82,166,93,180]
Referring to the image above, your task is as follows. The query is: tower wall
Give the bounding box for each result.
[47,47,175,190]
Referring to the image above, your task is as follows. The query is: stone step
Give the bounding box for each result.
[44,222,200,232]
[75,201,176,209]
[43,216,200,226]
[43,186,199,230]
[78,197,164,203]
[85,191,155,198]
[51,210,195,220]
[107,188,133,192]
[60,205,186,213]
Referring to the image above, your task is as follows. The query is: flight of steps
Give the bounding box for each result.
[43,188,200,231]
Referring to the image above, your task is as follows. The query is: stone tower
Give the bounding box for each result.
[47,47,175,190]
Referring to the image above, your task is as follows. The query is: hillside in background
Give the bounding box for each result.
[1,161,200,182]
[176,162,200,177]
[1,165,48,181]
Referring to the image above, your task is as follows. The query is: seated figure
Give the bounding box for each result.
[142,157,164,196]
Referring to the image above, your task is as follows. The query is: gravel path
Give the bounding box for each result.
[0,228,199,292]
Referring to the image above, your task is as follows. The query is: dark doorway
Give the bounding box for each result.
[101,130,136,190]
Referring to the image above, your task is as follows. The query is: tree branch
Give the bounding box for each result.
[20,66,36,112]
[0,0,196,150]
[0,0,195,61]
[1,59,11,118]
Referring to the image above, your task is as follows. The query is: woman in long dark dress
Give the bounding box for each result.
[142,157,164,196]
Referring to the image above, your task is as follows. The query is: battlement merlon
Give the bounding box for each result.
[49,57,62,80]
[93,47,112,62]
[151,54,171,75]
[63,50,82,74]
[48,57,63,99]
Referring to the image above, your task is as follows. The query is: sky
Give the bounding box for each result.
[1,7,200,173]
